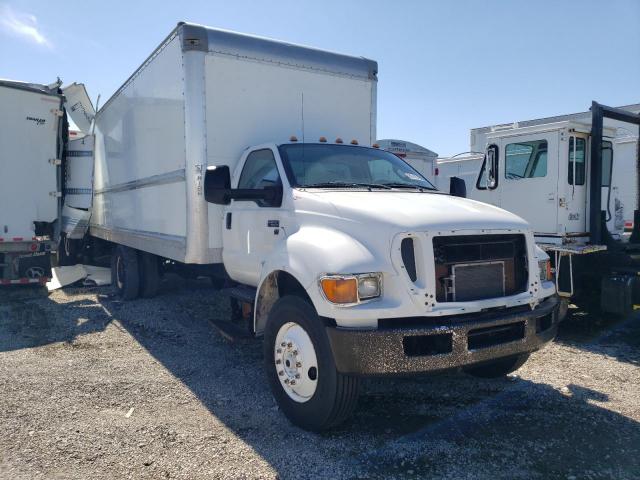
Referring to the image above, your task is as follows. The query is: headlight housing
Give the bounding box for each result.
[538,259,553,282]
[320,273,382,305]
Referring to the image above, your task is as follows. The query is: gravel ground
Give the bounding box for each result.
[0,276,638,479]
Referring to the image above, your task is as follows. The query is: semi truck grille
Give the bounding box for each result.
[433,234,527,302]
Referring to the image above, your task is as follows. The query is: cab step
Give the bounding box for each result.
[209,317,253,342]
[211,285,257,341]
[220,285,257,304]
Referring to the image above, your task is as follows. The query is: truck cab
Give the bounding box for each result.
[472,121,616,243]
[456,105,640,312]
[205,138,559,430]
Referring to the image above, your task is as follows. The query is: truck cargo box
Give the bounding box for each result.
[92,22,377,264]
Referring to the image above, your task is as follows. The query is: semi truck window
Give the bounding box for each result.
[238,149,282,190]
[568,137,586,185]
[505,140,547,179]
[602,141,613,187]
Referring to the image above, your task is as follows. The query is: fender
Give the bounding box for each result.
[253,225,385,334]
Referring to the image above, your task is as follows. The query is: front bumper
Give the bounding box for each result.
[326,295,559,376]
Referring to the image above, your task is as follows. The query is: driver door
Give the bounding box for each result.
[222,148,286,286]
[497,132,560,235]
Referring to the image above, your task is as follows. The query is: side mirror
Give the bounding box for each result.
[487,144,498,189]
[204,165,283,207]
[449,176,467,198]
[204,166,231,205]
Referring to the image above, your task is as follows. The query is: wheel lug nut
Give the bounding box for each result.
[287,342,293,348]
[278,370,284,376]
[292,350,298,355]
[275,359,281,364]
[284,379,290,384]
[280,342,286,347]
[290,380,296,385]
[295,362,302,368]
[295,373,300,379]
[276,348,282,354]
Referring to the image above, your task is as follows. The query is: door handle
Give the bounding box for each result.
[226,212,232,229]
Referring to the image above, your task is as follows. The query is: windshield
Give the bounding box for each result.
[278,144,437,190]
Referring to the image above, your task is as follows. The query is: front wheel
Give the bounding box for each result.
[464,353,530,379]
[264,296,360,431]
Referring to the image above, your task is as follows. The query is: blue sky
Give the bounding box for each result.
[1,0,638,155]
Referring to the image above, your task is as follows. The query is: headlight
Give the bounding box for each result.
[538,260,553,282]
[320,273,382,305]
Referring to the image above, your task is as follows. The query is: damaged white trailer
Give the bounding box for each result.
[0,78,95,285]
[0,79,66,285]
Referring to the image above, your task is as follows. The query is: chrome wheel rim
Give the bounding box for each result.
[274,321,318,403]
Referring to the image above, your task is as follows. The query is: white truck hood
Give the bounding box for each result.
[295,190,529,232]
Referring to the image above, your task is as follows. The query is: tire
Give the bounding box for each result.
[263,296,360,431]
[110,245,140,300]
[139,252,160,298]
[464,353,530,379]
[57,233,77,267]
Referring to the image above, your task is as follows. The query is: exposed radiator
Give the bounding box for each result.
[452,261,505,301]
[433,234,527,302]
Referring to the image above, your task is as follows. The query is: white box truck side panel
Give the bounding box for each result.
[0,85,61,239]
[203,54,375,250]
[92,35,188,261]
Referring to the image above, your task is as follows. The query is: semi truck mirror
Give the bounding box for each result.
[486,144,499,189]
[204,166,232,205]
[449,177,467,198]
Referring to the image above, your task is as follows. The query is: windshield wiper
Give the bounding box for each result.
[301,181,391,190]
[381,182,435,191]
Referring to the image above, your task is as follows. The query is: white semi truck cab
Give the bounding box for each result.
[85,23,559,431]
[442,104,640,315]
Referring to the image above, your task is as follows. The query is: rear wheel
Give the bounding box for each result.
[139,252,160,298]
[57,233,78,266]
[110,245,140,300]
[264,296,360,431]
[464,353,530,379]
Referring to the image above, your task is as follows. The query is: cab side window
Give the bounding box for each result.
[505,140,547,179]
[568,137,586,185]
[601,141,613,187]
[237,149,282,207]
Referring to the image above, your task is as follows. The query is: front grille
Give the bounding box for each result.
[434,234,527,302]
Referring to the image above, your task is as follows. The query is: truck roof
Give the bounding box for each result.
[472,102,640,135]
[0,78,60,96]
[99,22,378,115]
[376,139,438,158]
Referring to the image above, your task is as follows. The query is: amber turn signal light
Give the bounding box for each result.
[320,277,358,304]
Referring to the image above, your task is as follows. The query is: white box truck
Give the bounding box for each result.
[376,139,438,184]
[85,23,558,430]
